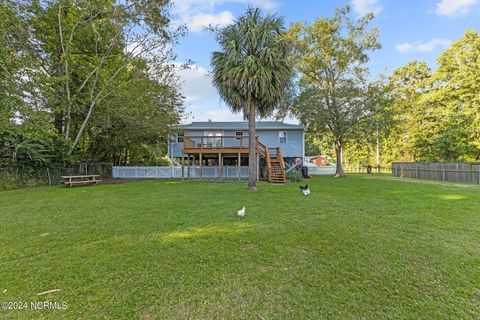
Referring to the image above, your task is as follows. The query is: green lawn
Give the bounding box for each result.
[1,175,480,319]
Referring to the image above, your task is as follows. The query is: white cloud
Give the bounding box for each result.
[172,0,279,33]
[174,63,240,122]
[184,11,234,32]
[395,38,452,53]
[351,0,383,16]
[435,0,479,17]
[176,64,217,102]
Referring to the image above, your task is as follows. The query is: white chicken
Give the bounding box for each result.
[299,184,310,196]
[237,206,246,220]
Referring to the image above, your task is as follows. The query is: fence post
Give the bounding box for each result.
[46,168,52,186]
[135,166,138,178]
[416,167,419,179]
[442,168,445,181]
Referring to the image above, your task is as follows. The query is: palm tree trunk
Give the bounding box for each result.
[335,138,345,177]
[248,101,257,189]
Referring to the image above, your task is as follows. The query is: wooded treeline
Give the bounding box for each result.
[0,0,184,174]
[297,25,480,169]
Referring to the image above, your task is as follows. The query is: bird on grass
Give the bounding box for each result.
[237,206,246,220]
[299,184,310,196]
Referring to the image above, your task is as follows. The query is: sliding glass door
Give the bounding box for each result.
[205,131,223,147]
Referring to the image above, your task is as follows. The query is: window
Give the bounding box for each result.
[235,131,244,140]
[177,132,184,143]
[279,131,287,143]
[205,131,223,147]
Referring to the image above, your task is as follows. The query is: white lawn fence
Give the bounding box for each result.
[307,165,336,175]
[112,165,336,179]
[112,166,249,179]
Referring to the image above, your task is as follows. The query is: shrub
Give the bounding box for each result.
[158,156,172,166]
[287,170,303,182]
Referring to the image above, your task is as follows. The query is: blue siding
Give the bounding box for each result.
[169,128,303,158]
[256,130,303,158]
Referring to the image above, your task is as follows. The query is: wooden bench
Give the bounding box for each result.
[61,175,102,188]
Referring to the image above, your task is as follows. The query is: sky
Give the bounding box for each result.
[170,0,480,123]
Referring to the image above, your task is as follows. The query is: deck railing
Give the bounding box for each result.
[183,135,251,150]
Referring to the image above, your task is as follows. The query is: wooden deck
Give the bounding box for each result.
[180,136,286,183]
[182,136,251,155]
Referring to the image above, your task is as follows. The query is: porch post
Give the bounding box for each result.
[219,152,223,180]
[181,155,185,181]
[199,153,203,180]
[238,153,241,180]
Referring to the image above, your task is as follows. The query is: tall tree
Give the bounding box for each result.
[211,8,293,189]
[386,61,432,162]
[0,0,184,171]
[284,6,381,177]
[427,29,480,161]
[27,0,184,154]
[384,30,480,163]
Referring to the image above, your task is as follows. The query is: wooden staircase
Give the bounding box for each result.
[257,141,286,183]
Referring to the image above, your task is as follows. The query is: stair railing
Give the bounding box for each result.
[277,147,285,171]
[256,140,271,180]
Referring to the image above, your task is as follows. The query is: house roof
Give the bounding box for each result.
[176,121,304,131]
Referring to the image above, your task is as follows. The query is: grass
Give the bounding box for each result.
[1,175,480,319]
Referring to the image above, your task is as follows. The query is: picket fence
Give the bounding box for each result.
[112,165,337,179]
[392,162,480,184]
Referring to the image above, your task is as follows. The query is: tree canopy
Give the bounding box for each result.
[0,0,184,170]
[282,6,382,177]
[211,7,293,188]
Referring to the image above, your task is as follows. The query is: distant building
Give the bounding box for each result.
[305,155,332,166]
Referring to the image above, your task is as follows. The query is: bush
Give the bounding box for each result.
[0,168,48,191]
[287,170,303,182]
[158,156,172,166]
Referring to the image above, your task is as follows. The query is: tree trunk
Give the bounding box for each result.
[248,101,257,189]
[68,101,96,155]
[335,139,345,177]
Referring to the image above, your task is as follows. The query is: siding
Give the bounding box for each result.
[169,129,303,158]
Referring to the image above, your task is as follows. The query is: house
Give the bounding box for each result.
[168,121,304,182]
[305,155,332,166]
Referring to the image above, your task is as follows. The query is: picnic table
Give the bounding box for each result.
[61,175,101,187]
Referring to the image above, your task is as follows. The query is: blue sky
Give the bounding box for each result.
[170,0,480,123]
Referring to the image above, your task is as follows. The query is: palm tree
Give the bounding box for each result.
[211,8,293,189]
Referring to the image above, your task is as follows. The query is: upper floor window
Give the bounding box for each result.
[279,131,287,143]
[177,132,184,143]
[235,131,244,140]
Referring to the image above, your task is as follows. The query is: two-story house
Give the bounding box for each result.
[168,121,304,182]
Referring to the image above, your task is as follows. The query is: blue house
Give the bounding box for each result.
[168,121,304,182]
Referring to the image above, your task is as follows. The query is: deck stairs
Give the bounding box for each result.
[257,141,286,183]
